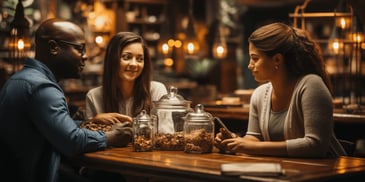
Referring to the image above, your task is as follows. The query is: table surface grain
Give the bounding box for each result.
[77,146,365,182]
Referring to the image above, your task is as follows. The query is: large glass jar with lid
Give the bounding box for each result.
[151,86,192,150]
[183,104,214,154]
[133,110,154,152]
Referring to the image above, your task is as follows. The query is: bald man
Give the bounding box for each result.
[0,18,131,182]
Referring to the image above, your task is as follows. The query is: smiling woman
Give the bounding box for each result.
[119,42,144,82]
[85,32,168,119]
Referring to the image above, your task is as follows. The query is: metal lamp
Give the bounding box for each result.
[8,0,30,73]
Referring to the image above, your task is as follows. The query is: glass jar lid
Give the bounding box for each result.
[135,110,150,122]
[154,86,191,107]
[185,104,212,122]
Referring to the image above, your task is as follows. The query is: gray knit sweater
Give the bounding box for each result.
[247,74,347,158]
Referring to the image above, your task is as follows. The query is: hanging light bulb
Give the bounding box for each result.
[8,0,31,73]
[334,0,352,32]
[350,15,363,76]
[329,38,343,55]
[211,0,227,59]
[183,0,199,58]
[352,16,364,44]
[157,6,173,58]
[328,4,346,56]
[212,24,227,59]
[158,36,173,56]
[161,43,170,55]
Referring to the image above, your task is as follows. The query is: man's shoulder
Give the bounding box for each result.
[11,68,50,86]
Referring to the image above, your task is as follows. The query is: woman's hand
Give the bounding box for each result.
[221,135,287,156]
[221,136,259,154]
[214,128,237,152]
[90,113,132,125]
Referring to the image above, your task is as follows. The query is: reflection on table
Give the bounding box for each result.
[76,146,365,182]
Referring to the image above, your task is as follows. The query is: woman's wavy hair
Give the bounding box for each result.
[102,32,152,116]
[248,22,333,95]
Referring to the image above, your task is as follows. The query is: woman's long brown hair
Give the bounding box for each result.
[248,22,333,95]
[102,32,152,116]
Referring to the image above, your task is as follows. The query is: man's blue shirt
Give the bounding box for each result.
[0,58,107,182]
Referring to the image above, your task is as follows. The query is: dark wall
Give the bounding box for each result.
[237,0,365,89]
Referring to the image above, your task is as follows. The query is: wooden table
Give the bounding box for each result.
[76,147,365,182]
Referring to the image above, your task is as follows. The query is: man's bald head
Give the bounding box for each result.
[33,18,87,81]
[35,18,84,45]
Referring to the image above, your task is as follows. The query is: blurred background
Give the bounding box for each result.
[0,0,364,114]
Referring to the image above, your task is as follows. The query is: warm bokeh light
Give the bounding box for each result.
[353,33,364,43]
[212,44,227,59]
[340,18,346,29]
[330,39,343,54]
[162,43,169,55]
[187,42,195,54]
[333,41,340,49]
[336,17,351,30]
[168,39,175,47]
[87,1,114,32]
[95,35,104,45]
[184,40,199,55]
[95,16,107,30]
[174,40,182,48]
[163,58,174,67]
[17,39,24,50]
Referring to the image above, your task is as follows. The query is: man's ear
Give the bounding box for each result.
[48,40,59,55]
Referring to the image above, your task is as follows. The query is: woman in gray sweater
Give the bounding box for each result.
[215,22,346,158]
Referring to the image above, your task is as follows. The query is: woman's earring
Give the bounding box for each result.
[275,65,279,70]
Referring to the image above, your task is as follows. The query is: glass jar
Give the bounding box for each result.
[133,110,154,152]
[183,104,214,154]
[152,86,192,150]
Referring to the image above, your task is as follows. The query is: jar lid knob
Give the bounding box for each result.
[157,85,187,103]
[135,110,150,121]
[185,104,212,121]
[195,104,204,113]
[168,86,178,98]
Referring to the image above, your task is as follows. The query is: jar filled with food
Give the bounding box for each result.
[133,110,154,152]
[152,86,192,150]
[183,104,214,154]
